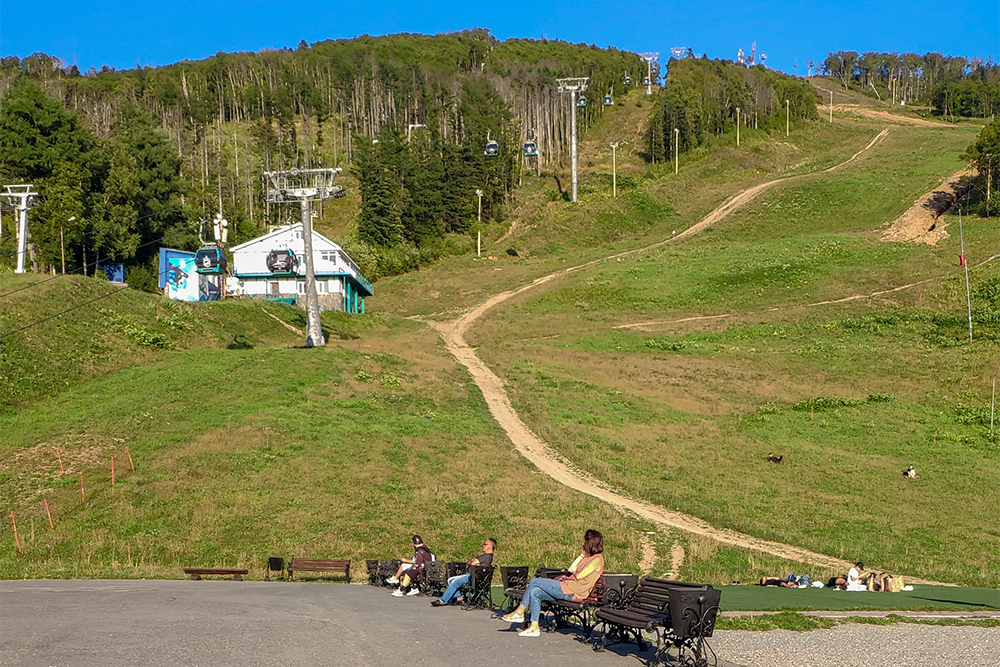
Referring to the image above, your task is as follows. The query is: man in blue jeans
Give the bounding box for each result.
[430,538,496,607]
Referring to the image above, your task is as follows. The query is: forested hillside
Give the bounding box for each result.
[820,50,999,117]
[0,31,642,282]
[647,58,820,163]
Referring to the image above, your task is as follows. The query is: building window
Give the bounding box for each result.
[317,280,328,294]
[297,281,306,294]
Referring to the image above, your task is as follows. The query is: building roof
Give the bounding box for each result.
[229,223,340,253]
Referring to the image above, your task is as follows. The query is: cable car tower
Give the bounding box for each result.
[3,184,38,274]
[263,168,346,347]
[557,77,589,203]
[641,53,659,95]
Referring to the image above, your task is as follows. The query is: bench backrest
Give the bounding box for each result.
[599,573,640,608]
[291,558,349,568]
[468,565,495,592]
[422,560,446,583]
[500,566,529,590]
[445,561,467,579]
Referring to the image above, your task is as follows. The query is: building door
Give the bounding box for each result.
[269,281,279,296]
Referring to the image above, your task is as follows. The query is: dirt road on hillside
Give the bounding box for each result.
[425,129,950,583]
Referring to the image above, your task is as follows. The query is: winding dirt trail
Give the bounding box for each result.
[425,129,949,582]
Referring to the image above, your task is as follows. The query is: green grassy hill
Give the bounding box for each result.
[2,96,998,591]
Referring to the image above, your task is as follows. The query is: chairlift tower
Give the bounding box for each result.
[641,53,659,95]
[557,77,589,203]
[3,185,38,274]
[264,168,347,347]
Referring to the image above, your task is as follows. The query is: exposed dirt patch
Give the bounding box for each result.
[882,169,973,245]
[836,106,957,128]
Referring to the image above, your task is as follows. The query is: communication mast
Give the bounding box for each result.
[3,185,38,274]
[263,168,346,347]
[641,53,659,95]
[556,78,589,203]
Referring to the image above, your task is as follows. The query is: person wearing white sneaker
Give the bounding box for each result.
[390,535,434,597]
[502,529,605,638]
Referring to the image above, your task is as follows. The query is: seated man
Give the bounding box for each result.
[431,538,496,607]
[387,535,434,597]
[903,464,921,479]
[845,561,868,591]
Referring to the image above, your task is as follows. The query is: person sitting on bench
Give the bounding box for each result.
[430,538,496,607]
[388,535,434,597]
[500,529,605,637]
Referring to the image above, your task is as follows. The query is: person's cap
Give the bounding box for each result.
[412,535,422,545]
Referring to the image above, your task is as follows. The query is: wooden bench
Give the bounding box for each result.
[183,568,248,581]
[286,558,351,582]
[546,573,639,638]
[592,577,721,666]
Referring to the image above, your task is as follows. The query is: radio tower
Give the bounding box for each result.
[263,168,346,347]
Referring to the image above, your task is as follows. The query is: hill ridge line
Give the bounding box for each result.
[425,128,952,584]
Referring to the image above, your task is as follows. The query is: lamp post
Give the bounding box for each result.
[476,189,483,257]
[736,107,740,147]
[674,128,679,175]
[610,142,618,198]
[986,153,992,217]
[829,90,833,123]
[786,99,790,137]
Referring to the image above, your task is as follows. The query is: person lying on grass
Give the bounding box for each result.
[431,537,496,607]
[500,529,605,637]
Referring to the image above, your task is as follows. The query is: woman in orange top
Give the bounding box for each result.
[501,529,605,637]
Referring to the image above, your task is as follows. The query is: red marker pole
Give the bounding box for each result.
[111,456,115,486]
[11,511,19,552]
[56,447,64,474]
[81,474,85,504]
[44,499,54,530]
[125,446,134,471]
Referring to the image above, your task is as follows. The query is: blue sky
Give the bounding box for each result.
[1,1,997,75]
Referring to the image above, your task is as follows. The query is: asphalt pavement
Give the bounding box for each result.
[2,580,998,667]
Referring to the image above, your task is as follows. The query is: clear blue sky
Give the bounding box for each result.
[1,1,997,75]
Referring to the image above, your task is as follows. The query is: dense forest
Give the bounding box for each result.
[0,31,643,283]
[647,57,820,163]
[820,50,1000,117]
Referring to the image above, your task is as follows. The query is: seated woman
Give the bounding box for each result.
[501,529,605,637]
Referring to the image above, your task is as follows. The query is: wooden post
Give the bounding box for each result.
[111,456,115,486]
[44,499,54,530]
[126,446,134,471]
[55,447,64,473]
[81,474,85,503]
[11,511,19,552]
[60,227,66,274]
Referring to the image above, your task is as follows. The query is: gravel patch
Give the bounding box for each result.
[712,624,1000,667]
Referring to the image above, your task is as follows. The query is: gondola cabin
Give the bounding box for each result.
[642,77,651,86]
[194,246,227,275]
[523,141,538,157]
[484,140,499,157]
[624,76,632,86]
[603,95,614,106]
[266,249,299,276]
[577,96,588,108]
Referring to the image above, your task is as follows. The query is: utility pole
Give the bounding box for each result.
[263,168,346,348]
[476,189,483,257]
[63,216,75,274]
[829,90,833,123]
[786,99,790,137]
[557,77,589,203]
[610,143,618,198]
[674,128,679,174]
[736,108,741,147]
[3,185,38,274]
[641,53,659,96]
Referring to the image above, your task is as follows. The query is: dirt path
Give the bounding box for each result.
[425,129,951,582]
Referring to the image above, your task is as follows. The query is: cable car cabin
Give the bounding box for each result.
[603,95,614,106]
[194,246,227,275]
[484,140,500,157]
[624,76,632,86]
[266,249,299,276]
[577,96,588,108]
[642,77,651,86]
[523,141,538,157]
